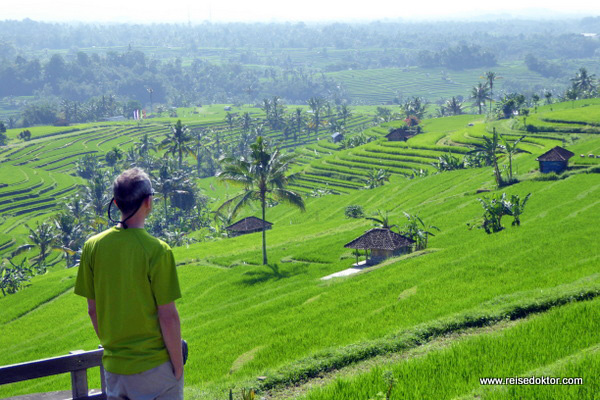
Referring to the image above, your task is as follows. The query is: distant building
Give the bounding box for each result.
[226,216,272,237]
[536,146,575,174]
[331,132,344,143]
[224,106,232,111]
[386,128,415,142]
[344,228,415,265]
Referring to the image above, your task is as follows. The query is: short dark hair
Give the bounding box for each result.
[113,168,152,215]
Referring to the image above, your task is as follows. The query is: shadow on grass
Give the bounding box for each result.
[239,263,308,285]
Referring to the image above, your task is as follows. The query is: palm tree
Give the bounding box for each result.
[444,97,464,116]
[403,97,427,119]
[153,160,177,223]
[25,221,59,273]
[531,94,540,112]
[136,133,157,158]
[307,97,325,137]
[544,91,553,105]
[565,88,579,108]
[571,67,596,95]
[365,209,397,230]
[485,71,499,113]
[104,146,123,167]
[217,136,305,265]
[471,83,491,115]
[468,128,503,187]
[499,134,530,183]
[338,104,352,126]
[53,212,82,268]
[293,107,304,141]
[239,112,253,136]
[84,171,111,219]
[160,120,194,169]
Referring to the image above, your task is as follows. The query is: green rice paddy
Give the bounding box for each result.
[0,100,599,399]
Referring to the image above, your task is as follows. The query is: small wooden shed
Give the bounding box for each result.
[331,132,344,143]
[344,228,415,265]
[385,128,415,142]
[226,216,272,237]
[536,146,575,174]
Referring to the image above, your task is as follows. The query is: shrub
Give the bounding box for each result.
[532,172,560,181]
[345,205,365,219]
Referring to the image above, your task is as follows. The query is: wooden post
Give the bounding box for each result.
[69,350,89,399]
[99,345,106,395]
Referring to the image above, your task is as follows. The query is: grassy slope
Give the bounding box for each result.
[301,299,600,400]
[1,103,600,398]
[1,161,599,397]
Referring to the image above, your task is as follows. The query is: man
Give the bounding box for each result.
[75,168,184,400]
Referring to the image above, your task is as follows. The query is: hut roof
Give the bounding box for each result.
[226,216,272,232]
[536,146,574,162]
[344,228,415,251]
[385,128,414,139]
[331,132,343,139]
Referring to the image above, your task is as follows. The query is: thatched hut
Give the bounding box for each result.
[344,228,415,265]
[226,216,272,237]
[536,146,574,174]
[386,128,415,142]
[331,132,344,143]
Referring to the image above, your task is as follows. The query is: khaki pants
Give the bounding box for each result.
[105,361,184,400]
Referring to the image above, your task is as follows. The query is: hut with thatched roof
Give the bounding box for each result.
[331,132,344,143]
[344,228,415,265]
[226,216,272,237]
[386,128,415,142]
[536,146,574,174]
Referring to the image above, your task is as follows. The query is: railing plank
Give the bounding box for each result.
[0,349,103,385]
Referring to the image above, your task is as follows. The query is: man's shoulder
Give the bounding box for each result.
[84,227,117,247]
[136,230,172,254]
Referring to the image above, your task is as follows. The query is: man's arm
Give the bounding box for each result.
[87,299,100,339]
[158,301,184,380]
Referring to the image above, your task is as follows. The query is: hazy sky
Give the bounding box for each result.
[4,0,600,23]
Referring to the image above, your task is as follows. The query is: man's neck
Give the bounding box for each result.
[118,213,146,229]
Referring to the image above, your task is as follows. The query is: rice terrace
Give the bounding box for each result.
[1,15,600,400]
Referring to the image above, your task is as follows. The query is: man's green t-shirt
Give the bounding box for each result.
[74,227,181,375]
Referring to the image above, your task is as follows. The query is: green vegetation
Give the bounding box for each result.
[1,97,600,399]
[301,299,600,400]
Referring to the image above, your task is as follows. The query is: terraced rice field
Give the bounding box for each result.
[0,111,374,253]
[326,62,556,105]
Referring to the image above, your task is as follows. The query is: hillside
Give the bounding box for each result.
[1,101,600,399]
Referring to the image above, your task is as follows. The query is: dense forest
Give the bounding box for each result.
[1,17,600,125]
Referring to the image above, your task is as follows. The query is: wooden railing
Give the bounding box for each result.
[0,348,106,400]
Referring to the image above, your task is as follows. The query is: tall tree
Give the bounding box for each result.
[307,97,325,137]
[570,67,596,95]
[25,221,59,273]
[500,134,530,183]
[217,136,305,265]
[485,71,499,114]
[444,97,464,116]
[160,119,194,169]
[471,83,491,115]
[293,107,304,141]
[468,128,503,187]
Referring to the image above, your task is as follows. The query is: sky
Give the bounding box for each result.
[3,0,600,23]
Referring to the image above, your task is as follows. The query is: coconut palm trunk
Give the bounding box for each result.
[261,192,268,265]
